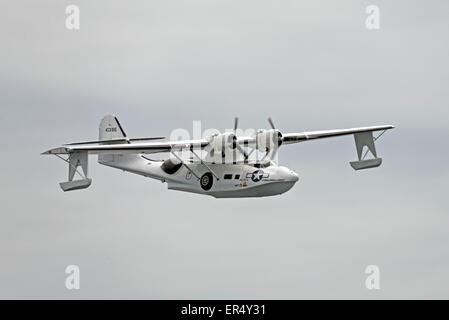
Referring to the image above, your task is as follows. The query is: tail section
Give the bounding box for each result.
[43,114,165,191]
[99,115,127,141]
[96,114,165,169]
[98,115,130,165]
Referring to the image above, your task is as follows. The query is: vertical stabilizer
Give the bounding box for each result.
[98,115,128,164]
[99,115,127,141]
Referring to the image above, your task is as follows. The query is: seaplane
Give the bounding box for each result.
[42,115,394,198]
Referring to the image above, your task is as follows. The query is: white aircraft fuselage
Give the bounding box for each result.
[99,155,299,198]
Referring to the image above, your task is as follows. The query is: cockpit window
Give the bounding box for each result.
[253,162,271,168]
[161,158,182,174]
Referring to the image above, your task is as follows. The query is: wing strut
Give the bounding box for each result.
[190,149,220,181]
[170,151,200,180]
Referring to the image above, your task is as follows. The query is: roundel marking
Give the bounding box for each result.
[251,170,264,182]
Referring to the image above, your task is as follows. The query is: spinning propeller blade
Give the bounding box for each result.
[233,116,248,161]
[267,117,276,130]
[267,116,283,146]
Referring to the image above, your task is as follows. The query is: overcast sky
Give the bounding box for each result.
[0,0,448,299]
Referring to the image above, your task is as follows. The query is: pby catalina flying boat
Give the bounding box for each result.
[42,115,394,198]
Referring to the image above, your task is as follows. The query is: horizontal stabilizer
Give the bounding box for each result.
[64,137,165,146]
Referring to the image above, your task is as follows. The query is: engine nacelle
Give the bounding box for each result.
[207,132,236,151]
[253,129,283,151]
[205,132,238,162]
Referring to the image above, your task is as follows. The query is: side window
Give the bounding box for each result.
[234,174,240,179]
[224,174,233,180]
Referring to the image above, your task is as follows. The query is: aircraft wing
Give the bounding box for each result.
[234,124,394,171]
[281,125,394,144]
[42,139,209,155]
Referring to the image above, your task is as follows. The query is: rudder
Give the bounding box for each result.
[99,115,127,141]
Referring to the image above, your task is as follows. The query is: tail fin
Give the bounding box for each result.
[98,115,129,165]
[99,115,127,141]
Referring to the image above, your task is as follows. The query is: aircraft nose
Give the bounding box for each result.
[279,167,299,182]
[290,170,299,182]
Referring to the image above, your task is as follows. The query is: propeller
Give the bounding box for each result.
[267,117,276,130]
[267,117,283,147]
[232,116,249,161]
[261,117,283,163]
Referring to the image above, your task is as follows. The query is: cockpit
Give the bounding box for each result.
[252,161,273,169]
